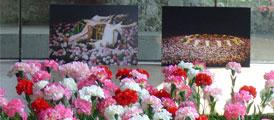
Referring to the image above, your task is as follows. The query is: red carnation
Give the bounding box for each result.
[195,115,208,120]
[171,68,187,79]
[154,89,170,98]
[115,68,133,80]
[99,66,112,79]
[166,106,178,116]
[136,68,149,79]
[16,79,34,96]
[31,97,52,114]
[240,85,257,98]
[113,88,138,106]
[195,73,212,86]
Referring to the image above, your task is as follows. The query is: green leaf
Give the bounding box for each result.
[170,84,176,99]
[246,101,254,114]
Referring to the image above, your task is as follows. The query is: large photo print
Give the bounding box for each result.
[162,7,250,67]
[50,5,138,65]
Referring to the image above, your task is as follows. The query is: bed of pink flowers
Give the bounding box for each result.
[0,60,274,120]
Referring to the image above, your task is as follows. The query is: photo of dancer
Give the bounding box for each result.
[162,7,250,67]
[50,5,138,65]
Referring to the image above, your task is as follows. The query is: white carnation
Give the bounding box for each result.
[33,80,49,91]
[130,114,150,120]
[187,68,200,80]
[153,109,172,120]
[139,88,149,100]
[178,61,193,70]
[79,85,105,102]
[120,81,141,92]
[61,78,77,93]
[104,105,124,120]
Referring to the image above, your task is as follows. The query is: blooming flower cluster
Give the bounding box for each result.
[2,60,274,120]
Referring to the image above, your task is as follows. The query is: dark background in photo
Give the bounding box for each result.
[162,7,250,38]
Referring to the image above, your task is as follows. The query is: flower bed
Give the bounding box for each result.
[0,60,273,120]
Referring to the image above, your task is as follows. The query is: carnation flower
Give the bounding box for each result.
[2,98,26,119]
[153,109,172,120]
[171,68,187,79]
[232,90,253,104]
[41,59,59,72]
[54,104,74,119]
[38,108,61,120]
[43,83,65,101]
[226,62,241,74]
[59,62,90,81]
[164,75,184,87]
[175,107,199,120]
[89,66,112,82]
[104,105,124,120]
[8,62,30,77]
[265,79,274,90]
[71,98,92,115]
[203,87,222,102]
[142,95,163,112]
[115,68,133,80]
[154,89,170,99]
[163,65,178,77]
[121,106,143,120]
[113,88,139,106]
[195,73,212,87]
[187,68,200,80]
[264,70,274,81]
[178,61,194,71]
[0,97,8,107]
[120,80,142,93]
[33,80,49,91]
[102,80,119,93]
[0,88,6,97]
[145,85,158,95]
[166,106,178,116]
[16,79,34,96]
[130,69,149,80]
[79,85,105,102]
[98,97,117,115]
[32,71,51,83]
[179,100,198,110]
[224,103,246,120]
[175,84,192,100]
[77,79,97,90]
[135,78,149,88]
[31,97,52,114]
[61,77,78,94]
[239,85,256,98]
[201,70,215,82]
[195,115,208,120]
[161,97,177,108]
[26,60,42,75]
[192,61,206,71]
[139,88,150,100]
[130,114,150,120]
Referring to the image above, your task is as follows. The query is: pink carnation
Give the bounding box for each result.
[71,98,92,115]
[120,78,135,86]
[224,103,246,120]
[201,69,215,81]
[38,108,61,120]
[179,100,198,110]
[64,87,72,100]
[103,88,111,98]
[142,95,163,111]
[193,61,206,70]
[161,97,177,108]
[135,78,148,87]
[0,97,8,107]
[8,62,30,77]
[203,87,222,101]
[121,106,143,120]
[98,97,117,115]
[175,107,199,120]
[0,88,6,97]
[164,75,183,86]
[226,62,242,74]
[130,69,148,80]
[145,85,158,95]
[264,70,274,81]
[232,90,253,104]
[265,79,274,89]
[175,84,192,100]
[163,65,178,77]
[89,66,110,82]
[26,60,42,75]
[59,62,90,81]
[42,60,59,72]
[77,79,97,90]
[54,104,74,119]
[102,80,119,93]
[43,83,65,101]
[32,71,51,83]
[2,98,26,119]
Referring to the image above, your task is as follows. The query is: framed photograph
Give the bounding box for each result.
[162,7,250,67]
[50,5,138,65]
